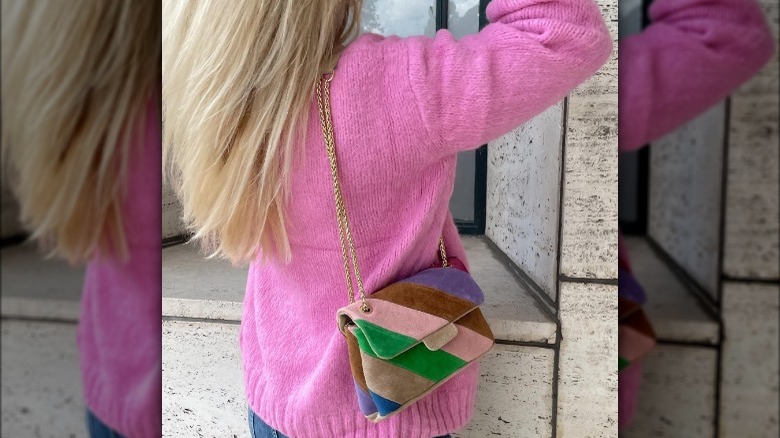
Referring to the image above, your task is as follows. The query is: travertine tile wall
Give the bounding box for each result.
[719,2,779,435]
[557,282,619,437]
[1,321,87,437]
[555,1,619,436]
[720,282,780,437]
[722,0,779,280]
[648,102,726,300]
[163,181,186,240]
[622,345,718,438]
[486,103,564,299]
[163,321,559,438]
[558,0,619,282]
[457,345,555,438]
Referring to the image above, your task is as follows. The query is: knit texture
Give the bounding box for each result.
[78,99,162,438]
[618,0,775,152]
[241,1,611,436]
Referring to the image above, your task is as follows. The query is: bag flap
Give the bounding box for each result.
[337,267,484,359]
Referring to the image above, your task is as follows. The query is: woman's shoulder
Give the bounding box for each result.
[335,32,417,82]
[340,32,408,60]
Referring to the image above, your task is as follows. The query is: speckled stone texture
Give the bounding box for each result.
[162,182,186,240]
[559,0,618,281]
[486,103,564,300]
[454,345,554,438]
[723,0,779,280]
[162,320,248,438]
[1,320,86,438]
[624,237,719,344]
[621,345,717,438]
[162,321,559,437]
[557,282,618,437]
[648,102,726,300]
[720,282,780,438]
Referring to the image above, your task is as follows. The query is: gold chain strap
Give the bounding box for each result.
[316,71,449,313]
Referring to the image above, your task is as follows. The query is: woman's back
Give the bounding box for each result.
[241,2,612,436]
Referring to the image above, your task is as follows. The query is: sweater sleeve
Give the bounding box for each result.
[618,0,775,152]
[397,0,612,156]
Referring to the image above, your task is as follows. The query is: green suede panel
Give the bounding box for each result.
[353,319,419,358]
[353,328,467,382]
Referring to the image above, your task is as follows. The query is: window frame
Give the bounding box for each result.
[438,0,489,235]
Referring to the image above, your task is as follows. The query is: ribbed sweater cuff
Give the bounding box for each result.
[249,384,477,438]
[82,368,161,438]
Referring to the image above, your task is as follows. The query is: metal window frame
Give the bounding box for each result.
[618,0,653,235]
[438,0,489,235]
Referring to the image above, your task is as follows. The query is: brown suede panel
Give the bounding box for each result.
[455,308,495,341]
[345,328,369,393]
[360,350,436,404]
[371,283,475,321]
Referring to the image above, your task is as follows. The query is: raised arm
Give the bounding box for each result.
[618,0,775,152]
[387,0,612,156]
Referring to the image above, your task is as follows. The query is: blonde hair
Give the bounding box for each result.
[1,0,160,263]
[163,0,362,265]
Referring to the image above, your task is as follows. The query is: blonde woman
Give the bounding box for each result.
[164,0,611,436]
[2,1,161,437]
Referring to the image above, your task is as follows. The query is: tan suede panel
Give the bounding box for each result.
[360,350,436,404]
[345,328,369,394]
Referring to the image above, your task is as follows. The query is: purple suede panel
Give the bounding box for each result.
[619,268,646,304]
[400,268,484,305]
[354,380,378,416]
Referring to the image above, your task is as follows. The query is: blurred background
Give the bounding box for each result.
[618,0,779,436]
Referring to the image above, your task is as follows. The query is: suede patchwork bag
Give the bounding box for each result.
[317,72,495,422]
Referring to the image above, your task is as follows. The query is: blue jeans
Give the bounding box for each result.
[248,408,451,438]
[86,410,125,438]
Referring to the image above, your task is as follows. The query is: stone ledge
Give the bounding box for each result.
[624,237,720,344]
[162,236,558,344]
[1,297,80,321]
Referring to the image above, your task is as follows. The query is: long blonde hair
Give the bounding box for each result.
[1,0,160,263]
[163,0,362,265]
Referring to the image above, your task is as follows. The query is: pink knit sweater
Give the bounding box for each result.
[79,100,162,438]
[240,1,611,436]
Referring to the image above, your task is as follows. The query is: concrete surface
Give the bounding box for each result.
[457,344,554,438]
[1,320,86,438]
[486,102,564,301]
[623,237,719,344]
[162,182,186,240]
[162,320,558,438]
[557,281,619,437]
[1,242,84,303]
[720,281,780,437]
[621,345,718,438]
[558,0,619,282]
[162,320,247,438]
[648,102,726,300]
[723,0,779,280]
[162,236,558,344]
